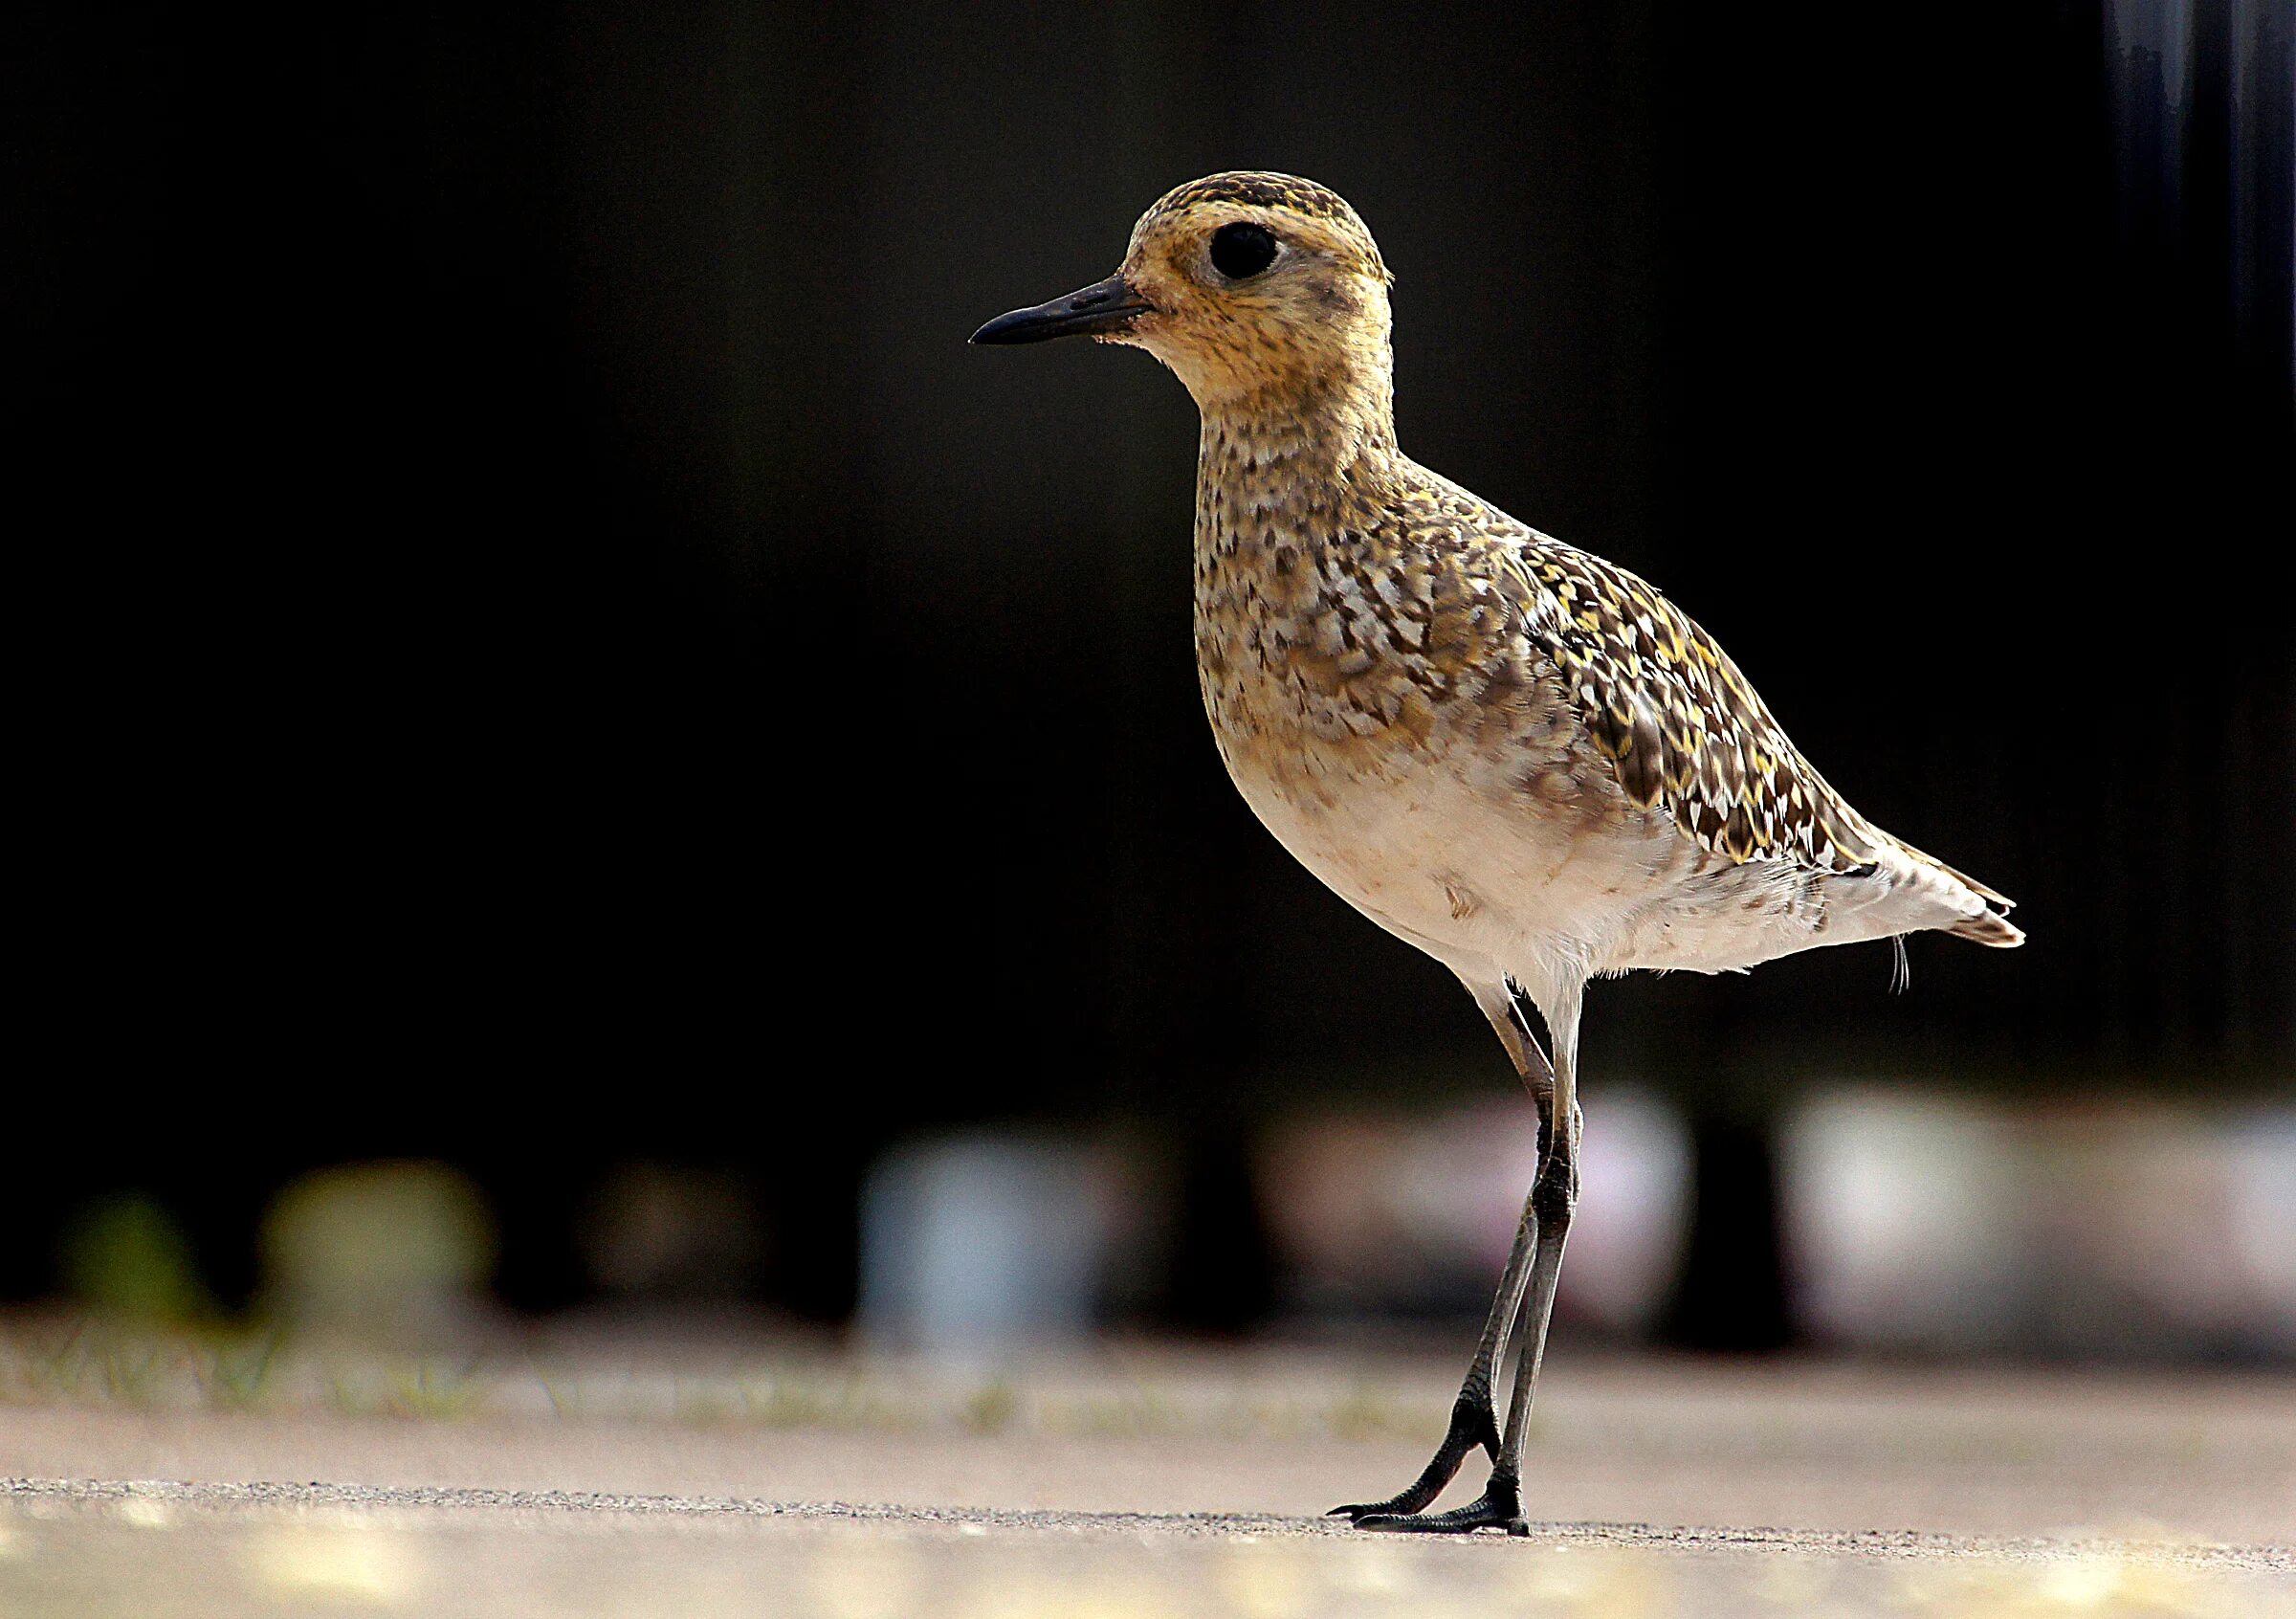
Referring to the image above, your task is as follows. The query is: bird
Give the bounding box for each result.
[970,171,2021,1536]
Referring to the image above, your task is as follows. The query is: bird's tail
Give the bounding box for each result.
[1949,905,2024,947]
[1887,836,2024,947]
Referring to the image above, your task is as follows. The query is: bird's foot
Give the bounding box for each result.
[1353,1469,1526,1536]
[1327,1395,1499,1521]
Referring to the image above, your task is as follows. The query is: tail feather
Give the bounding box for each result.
[1950,907,2024,947]
[1882,832,2023,947]
[1922,854,2014,909]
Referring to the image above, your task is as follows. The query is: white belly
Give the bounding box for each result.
[1220,742,1888,995]
[1221,747,1651,992]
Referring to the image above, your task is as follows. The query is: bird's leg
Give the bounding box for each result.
[1331,980,1554,1523]
[1358,984,1582,1536]
[1329,1177,1538,1520]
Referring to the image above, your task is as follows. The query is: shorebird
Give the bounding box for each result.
[971,172,2021,1535]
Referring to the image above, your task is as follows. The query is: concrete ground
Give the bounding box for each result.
[1,1338,2289,1617]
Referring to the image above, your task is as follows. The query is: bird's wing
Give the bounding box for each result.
[1496,537,1884,872]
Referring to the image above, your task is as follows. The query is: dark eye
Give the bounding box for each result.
[1209,222,1279,279]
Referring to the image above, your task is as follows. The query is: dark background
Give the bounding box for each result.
[10,3,2290,1328]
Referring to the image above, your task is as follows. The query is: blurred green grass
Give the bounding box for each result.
[0,1315,1447,1442]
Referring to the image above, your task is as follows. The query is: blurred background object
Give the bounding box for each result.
[4,0,2288,1362]
[58,1196,211,1325]
[258,1163,498,1340]
[859,1133,1132,1351]
[1782,1095,2296,1359]
[581,1161,766,1302]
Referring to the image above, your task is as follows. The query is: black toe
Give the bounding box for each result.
[1349,1471,1522,1535]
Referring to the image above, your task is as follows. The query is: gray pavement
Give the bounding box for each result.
[2,1343,2290,1616]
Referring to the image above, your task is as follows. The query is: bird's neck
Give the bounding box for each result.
[1194,376,1402,539]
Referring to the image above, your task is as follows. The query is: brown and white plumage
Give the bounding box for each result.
[974,170,2021,1535]
[1495,530,2022,948]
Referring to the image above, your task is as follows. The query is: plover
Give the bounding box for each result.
[972,171,2021,1535]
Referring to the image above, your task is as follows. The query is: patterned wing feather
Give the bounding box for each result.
[1501,541,1883,872]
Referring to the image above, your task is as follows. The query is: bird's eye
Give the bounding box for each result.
[1208,222,1279,279]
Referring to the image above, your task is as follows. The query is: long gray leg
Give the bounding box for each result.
[1332,978,1555,1522]
[1358,981,1582,1535]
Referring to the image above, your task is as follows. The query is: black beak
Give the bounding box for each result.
[969,275,1152,344]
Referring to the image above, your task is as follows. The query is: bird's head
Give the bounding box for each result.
[972,171,1395,420]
